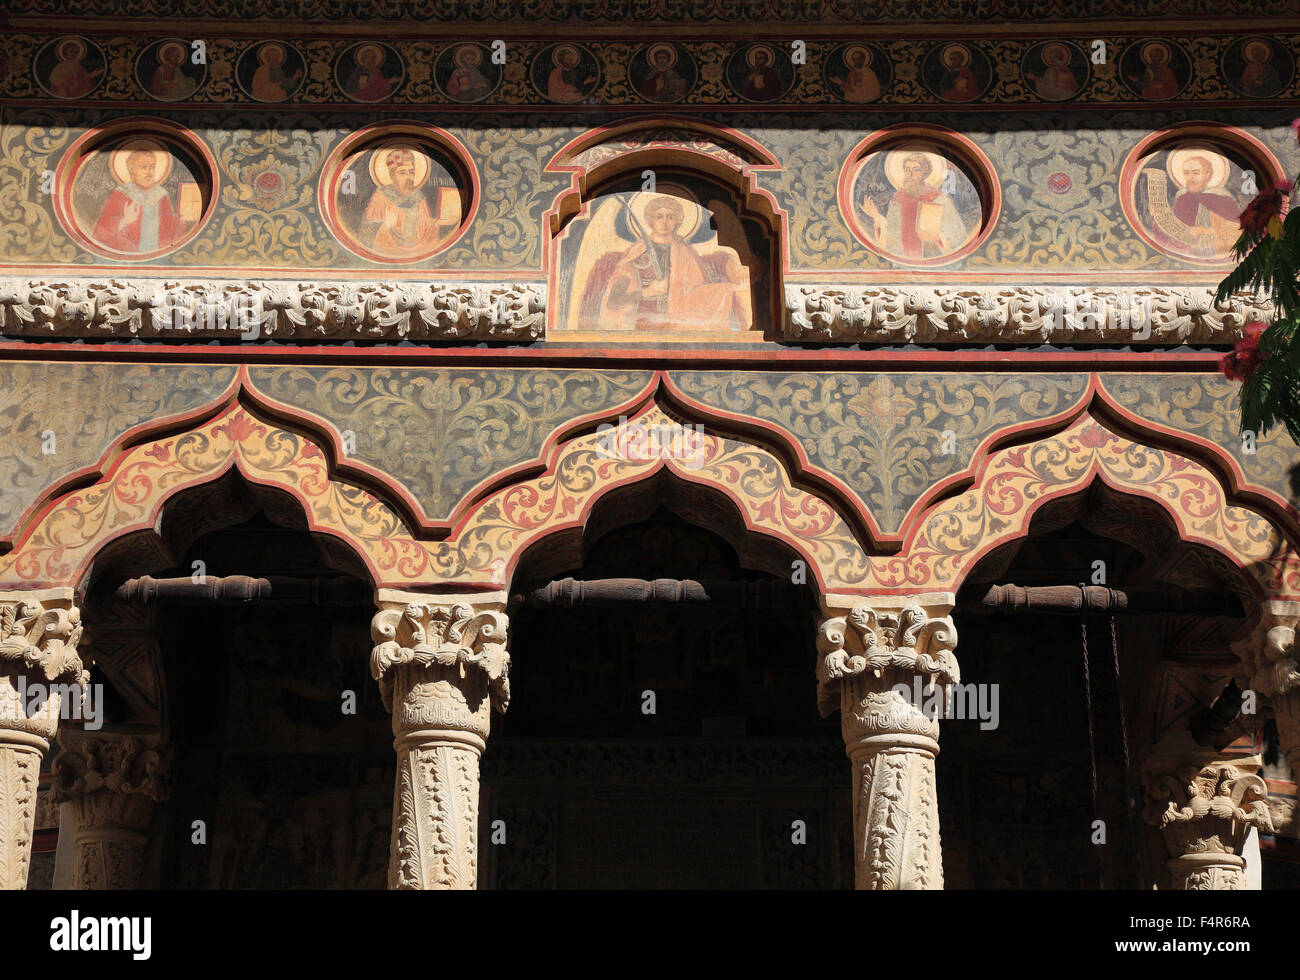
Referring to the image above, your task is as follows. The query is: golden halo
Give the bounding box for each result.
[257,42,287,67]
[158,40,187,65]
[1041,42,1071,65]
[553,44,580,67]
[1243,39,1272,64]
[57,37,86,62]
[356,44,384,67]
[368,142,431,189]
[844,44,872,67]
[646,43,677,69]
[1166,146,1230,190]
[454,44,482,68]
[746,44,775,68]
[1141,41,1170,65]
[626,183,701,241]
[881,146,950,190]
[941,43,970,68]
[108,139,172,186]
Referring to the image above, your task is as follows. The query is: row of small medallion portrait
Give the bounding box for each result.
[15,33,1300,105]
[53,119,1282,273]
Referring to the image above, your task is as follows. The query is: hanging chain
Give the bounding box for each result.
[1110,614,1130,771]
[1081,616,1099,810]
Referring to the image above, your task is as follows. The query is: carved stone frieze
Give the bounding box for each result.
[0,278,546,341]
[818,593,958,890]
[0,588,84,890]
[785,284,1271,345]
[371,590,509,890]
[1143,735,1273,890]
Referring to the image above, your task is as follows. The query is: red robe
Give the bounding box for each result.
[91,188,183,253]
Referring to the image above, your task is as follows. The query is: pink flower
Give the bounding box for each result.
[1291,117,1300,146]
[1239,183,1290,238]
[1220,320,1271,382]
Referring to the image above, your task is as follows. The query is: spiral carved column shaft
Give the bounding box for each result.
[817,592,958,890]
[0,589,86,890]
[371,590,510,891]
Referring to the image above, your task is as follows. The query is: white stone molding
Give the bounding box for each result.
[785,283,1270,345]
[50,730,170,890]
[816,592,958,890]
[0,277,1267,345]
[0,588,85,890]
[1142,733,1273,890]
[0,278,546,341]
[371,589,510,890]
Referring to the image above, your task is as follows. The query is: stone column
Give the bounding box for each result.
[0,589,86,890]
[371,590,510,890]
[1232,600,1300,776]
[1142,733,1273,889]
[816,592,959,890]
[50,731,170,889]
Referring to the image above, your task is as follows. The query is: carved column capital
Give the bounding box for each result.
[817,593,958,890]
[371,590,509,890]
[1142,733,1273,890]
[1229,599,1300,697]
[49,730,170,890]
[0,589,87,889]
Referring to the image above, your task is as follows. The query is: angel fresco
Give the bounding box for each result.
[566,187,758,333]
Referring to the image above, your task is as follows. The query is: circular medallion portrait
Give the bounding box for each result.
[1222,37,1294,99]
[1021,41,1089,102]
[135,38,206,102]
[822,43,891,103]
[923,42,992,102]
[435,43,502,103]
[335,42,405,103]
[843,141,989,266]
[530,42,600,104]
[1120,40,1191,101]
[33,35,106,100]
[236,41,306,102]
[725,43,794,103]
[321,133,472,263]
[629,43,697,103]
[1123,140,1262,263]
[57,129,214,260]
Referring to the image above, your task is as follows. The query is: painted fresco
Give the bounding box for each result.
[32,35,106,100]
[335,42,405,103]
[135,38,206,102]
[922,42,992,103]
[555,179,768,335]
[434,43,503,103]
[1119,40,1191,101]
[848,145,983,265]
[822,43,890,104]
[236,41,307,102]
[628,43,697,103]
[725,43,794,103]
[65,134,209,258]
[324,138,465,262]
[1127,144,1250,262]
[1222,37,1295,99]
[530,43,601,104]
[1020,41,1088,102]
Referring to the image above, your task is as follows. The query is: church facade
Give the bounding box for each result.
[1,0,1299,890]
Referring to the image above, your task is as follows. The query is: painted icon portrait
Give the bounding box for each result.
[34,35,106,100]
[326,139,466,262]
[1120,40,1190,101]
[1128,145,1251,262]
[557,179,768,335]
[136,38,205,102]
[1222,37,1294,99]
[726,43,793,103]
[850,145,983,264]
[923,42,991,102]
[65,135,209,258]
[1021,41,1087,102]
[237,41,306,102]
[531,43,600,103]
[824,43,890,103]
[336,42,404,103]
[435,43,502,103]
[629,43,697,103]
